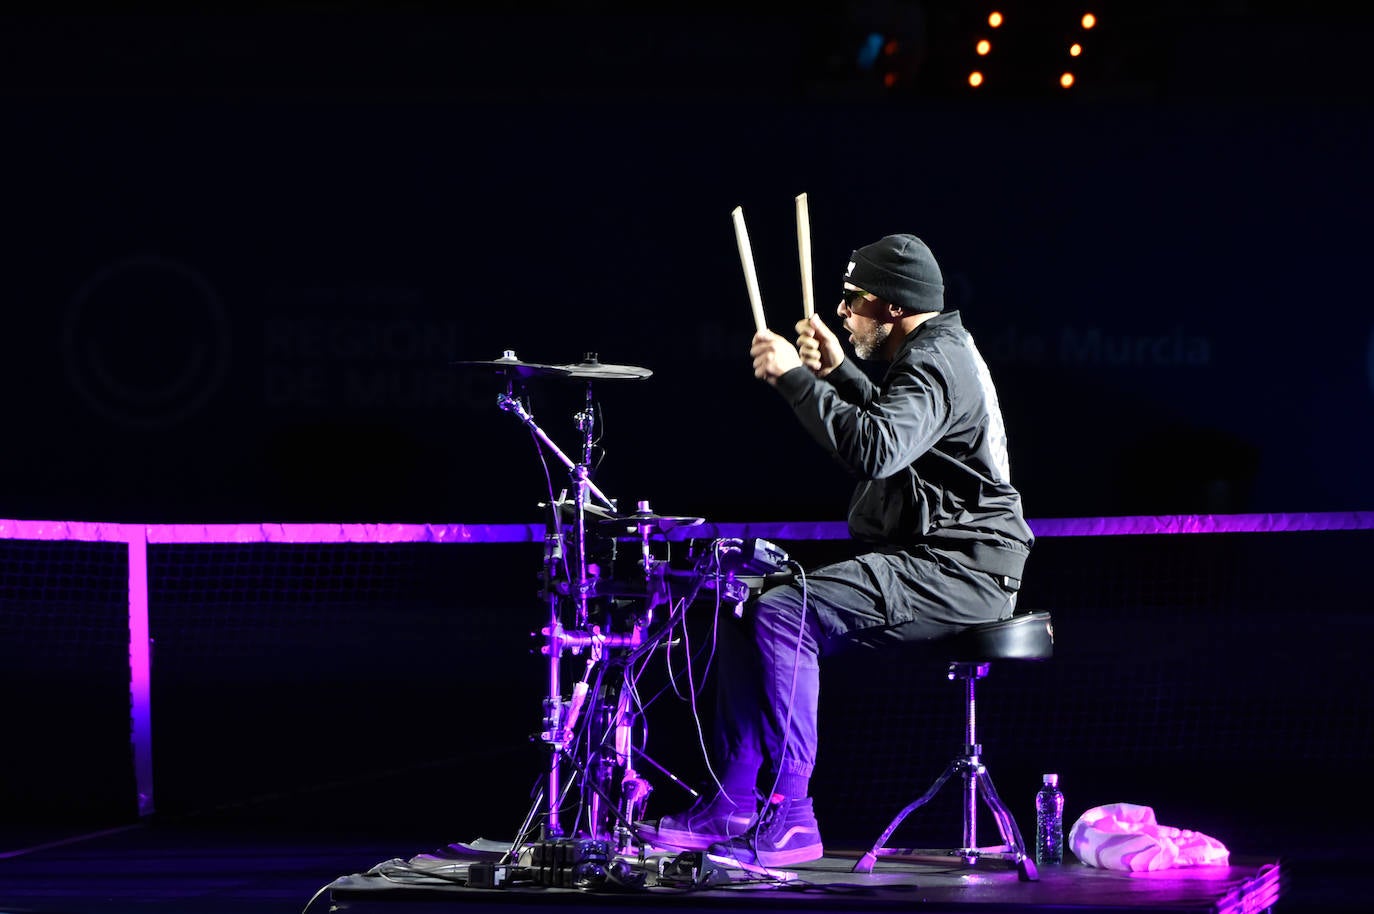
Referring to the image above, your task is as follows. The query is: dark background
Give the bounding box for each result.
[2,0,1372,890]
[2,1,1371,527]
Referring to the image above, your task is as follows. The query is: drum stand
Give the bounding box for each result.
[496,374,669,852]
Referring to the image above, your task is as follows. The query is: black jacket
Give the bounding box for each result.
[774,311,1032,580]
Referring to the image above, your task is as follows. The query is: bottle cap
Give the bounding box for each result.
[1042,773,1059,786]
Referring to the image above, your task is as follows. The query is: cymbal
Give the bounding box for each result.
[556,356,652,381]
[596,511,704,534]
[450,351,571,379]
[540,498,620,523]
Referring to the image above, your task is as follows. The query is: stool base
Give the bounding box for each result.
[852,756,1039,882]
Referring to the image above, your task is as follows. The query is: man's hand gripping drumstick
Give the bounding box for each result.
[735,196,845,385]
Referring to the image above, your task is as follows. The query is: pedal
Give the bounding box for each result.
[703,848,797,882]
[466,862,516,888]
[655,851,728,888]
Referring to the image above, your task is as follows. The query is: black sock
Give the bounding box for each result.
[772,773,809,801]
[720,769,758,808]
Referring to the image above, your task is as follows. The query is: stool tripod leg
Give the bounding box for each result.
[851,763,958,874]
[974,768,1038,882]
[963,766,978,850]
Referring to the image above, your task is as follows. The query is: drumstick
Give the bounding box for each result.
[731,205,767,333]
[796,192,814,319]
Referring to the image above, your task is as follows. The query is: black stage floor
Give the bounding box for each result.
[0,815,1364,914]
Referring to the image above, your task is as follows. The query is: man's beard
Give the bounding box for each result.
[852,322,890,360]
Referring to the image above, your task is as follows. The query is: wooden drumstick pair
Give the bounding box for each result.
[731,193,815,334]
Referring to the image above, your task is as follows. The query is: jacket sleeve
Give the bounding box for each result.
[774,352,954,481]
[822,357,876,407]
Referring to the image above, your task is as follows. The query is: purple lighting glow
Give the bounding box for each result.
[2,509,1370,818]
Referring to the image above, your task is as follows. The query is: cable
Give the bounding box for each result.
[532,424,572,585]
[750,560,809,864]
[299,879,333,913]
[768,560,809,797]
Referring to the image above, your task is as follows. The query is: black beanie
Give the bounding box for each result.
[844,234,945,313]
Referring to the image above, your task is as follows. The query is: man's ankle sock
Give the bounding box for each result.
[772,773,809,800]
[720,770,759,807]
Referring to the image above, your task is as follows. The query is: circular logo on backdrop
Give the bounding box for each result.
[63,255,231,428]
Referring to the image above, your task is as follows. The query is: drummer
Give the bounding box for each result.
[645,233,1034,869]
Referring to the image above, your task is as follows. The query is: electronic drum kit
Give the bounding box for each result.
[452,349,786,861]
[448,197,812,872]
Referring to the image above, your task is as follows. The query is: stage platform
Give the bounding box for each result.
[325,836,1282,914]
[3,813,1368,914]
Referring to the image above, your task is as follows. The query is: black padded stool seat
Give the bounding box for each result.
[852,610,1054,882]
[945,609,1054,662]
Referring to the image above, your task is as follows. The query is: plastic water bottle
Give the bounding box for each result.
[1034,773,1065,865]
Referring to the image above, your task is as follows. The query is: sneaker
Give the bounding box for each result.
[706,794,823,868]
[643,792,756,851]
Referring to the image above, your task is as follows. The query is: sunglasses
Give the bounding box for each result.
[841,288,872,308]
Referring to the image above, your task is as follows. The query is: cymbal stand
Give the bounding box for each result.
[498,378,645,844]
